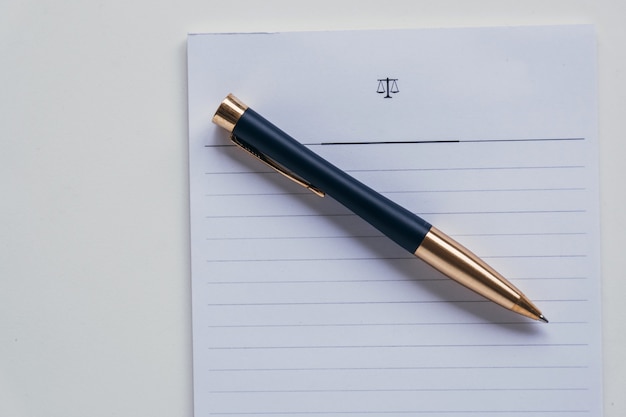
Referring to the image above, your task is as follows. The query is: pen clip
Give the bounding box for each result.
[230,134,326,197]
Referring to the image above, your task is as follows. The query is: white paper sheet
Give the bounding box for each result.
[187,26,602,416]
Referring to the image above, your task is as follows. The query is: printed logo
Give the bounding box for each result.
[377,77,399,98]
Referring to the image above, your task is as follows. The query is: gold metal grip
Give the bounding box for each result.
[414,227,543,321]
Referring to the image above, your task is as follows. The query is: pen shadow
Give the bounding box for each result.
[216,140,545,335]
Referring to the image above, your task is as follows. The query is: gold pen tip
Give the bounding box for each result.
[538,315,549,323]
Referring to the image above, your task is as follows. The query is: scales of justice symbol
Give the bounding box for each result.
[377,77,399,98]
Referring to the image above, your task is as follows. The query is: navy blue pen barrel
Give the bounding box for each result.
[232,108,431,253]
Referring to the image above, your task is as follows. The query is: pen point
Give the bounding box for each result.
[538,315,549,323]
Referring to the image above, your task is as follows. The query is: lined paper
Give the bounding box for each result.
[188,26,602,416]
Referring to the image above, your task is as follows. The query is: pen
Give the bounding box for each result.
[212,94,548,323]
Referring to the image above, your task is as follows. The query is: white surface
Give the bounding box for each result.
[189,26,602,417]
[1,2,624,417]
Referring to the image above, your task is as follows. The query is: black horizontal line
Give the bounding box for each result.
[205,143,235,148]
[320,139,460,145]
[206,137,585,149]
[483,254,587,259]
[455,232,587,237]
[317,137,585,146]
[463,137,585,143]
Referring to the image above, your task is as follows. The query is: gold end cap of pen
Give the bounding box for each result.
[212,94,248,133]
